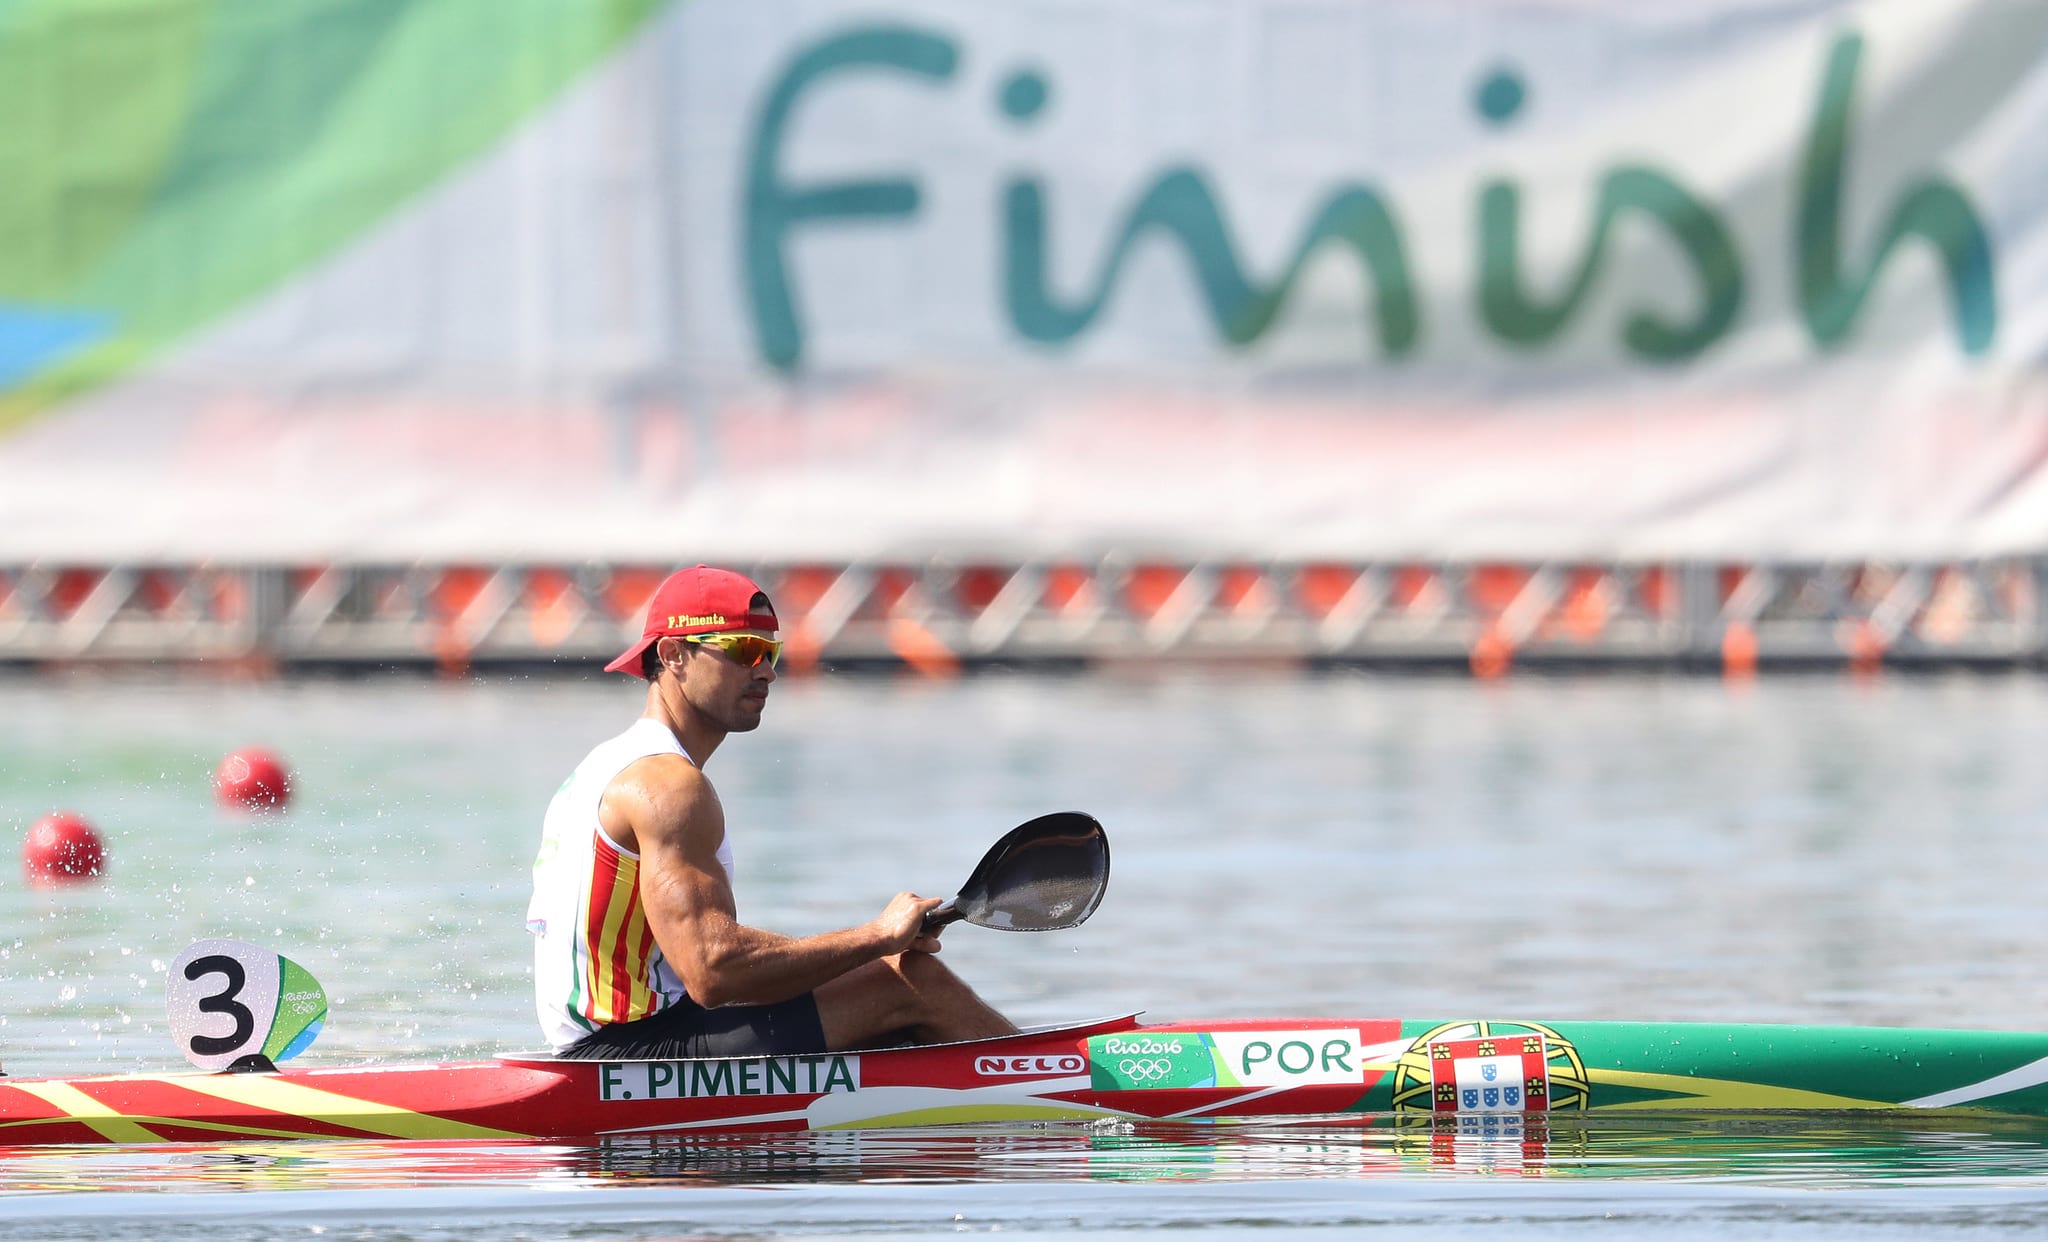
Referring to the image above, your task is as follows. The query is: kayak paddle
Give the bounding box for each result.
[923,811,1109,932]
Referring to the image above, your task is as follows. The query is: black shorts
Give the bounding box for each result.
[558,992,827,1060]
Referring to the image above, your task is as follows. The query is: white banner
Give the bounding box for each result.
[2,0,2045,562]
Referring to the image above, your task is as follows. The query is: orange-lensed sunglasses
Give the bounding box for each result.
[684,633,782,669]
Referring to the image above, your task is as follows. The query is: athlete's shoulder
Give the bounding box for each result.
[606,748,708,803]
[605,751,721,849]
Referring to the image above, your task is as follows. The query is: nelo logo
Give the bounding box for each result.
[975,1054,1084,1077]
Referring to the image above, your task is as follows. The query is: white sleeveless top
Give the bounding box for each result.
[526,717,735,1049]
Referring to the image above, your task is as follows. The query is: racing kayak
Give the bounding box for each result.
[7,1010,2048,1145]
[11,817,2045,1144]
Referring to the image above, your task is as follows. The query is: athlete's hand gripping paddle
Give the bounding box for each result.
[922,811,1109,932]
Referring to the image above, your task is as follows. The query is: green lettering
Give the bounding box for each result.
[1321,1039,1354,1073]
[646,1062,674,1099]
[690,1059,735,1096]
[824,1055,857,1093]
[1241,1040,1273,1073]
[1006,168,1417,356]
[731,25,1991,375]
[1797,32,1995,354]
[601,1063,628,1101]
[1277,1040,1314,1074]
[766,1057,798,1095]
[743,25,960,371]
[739,1060,762,1095]
[1478,168,1742,362]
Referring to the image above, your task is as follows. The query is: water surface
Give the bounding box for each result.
[4,669,2048,1237]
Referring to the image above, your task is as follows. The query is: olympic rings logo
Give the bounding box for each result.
[1119,1057,1178,1082]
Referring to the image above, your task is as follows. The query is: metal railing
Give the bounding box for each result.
[0,559,2041,674]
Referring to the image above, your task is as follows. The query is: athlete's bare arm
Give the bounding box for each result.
[601,753,940,1008]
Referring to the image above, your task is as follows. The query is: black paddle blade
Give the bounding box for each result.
[924,812,1109,932]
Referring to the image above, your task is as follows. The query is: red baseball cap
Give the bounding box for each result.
[606,565,778,678]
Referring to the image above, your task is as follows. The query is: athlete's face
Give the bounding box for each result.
[670,631,777,733]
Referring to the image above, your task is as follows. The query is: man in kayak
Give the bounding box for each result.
[527,564,1017,1059]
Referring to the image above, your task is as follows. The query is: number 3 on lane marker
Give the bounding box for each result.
[166,939,328,1072]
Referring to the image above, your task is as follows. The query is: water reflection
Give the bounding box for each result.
[9,1113,2048,1195]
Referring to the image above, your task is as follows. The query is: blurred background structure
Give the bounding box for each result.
[1,0,2044,674]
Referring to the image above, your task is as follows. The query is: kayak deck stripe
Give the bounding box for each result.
[1586,1069,1901,1111]
[1167,1083,1295,1120]
[610,1105,815,1135]
[1903,1053,2048,1109]
[169,1075,524,1139]
[815,1101,1122,1129]
[11,1081,165,1143]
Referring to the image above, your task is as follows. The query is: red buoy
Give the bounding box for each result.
[214,747,293,812]
[23,812,106,886]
